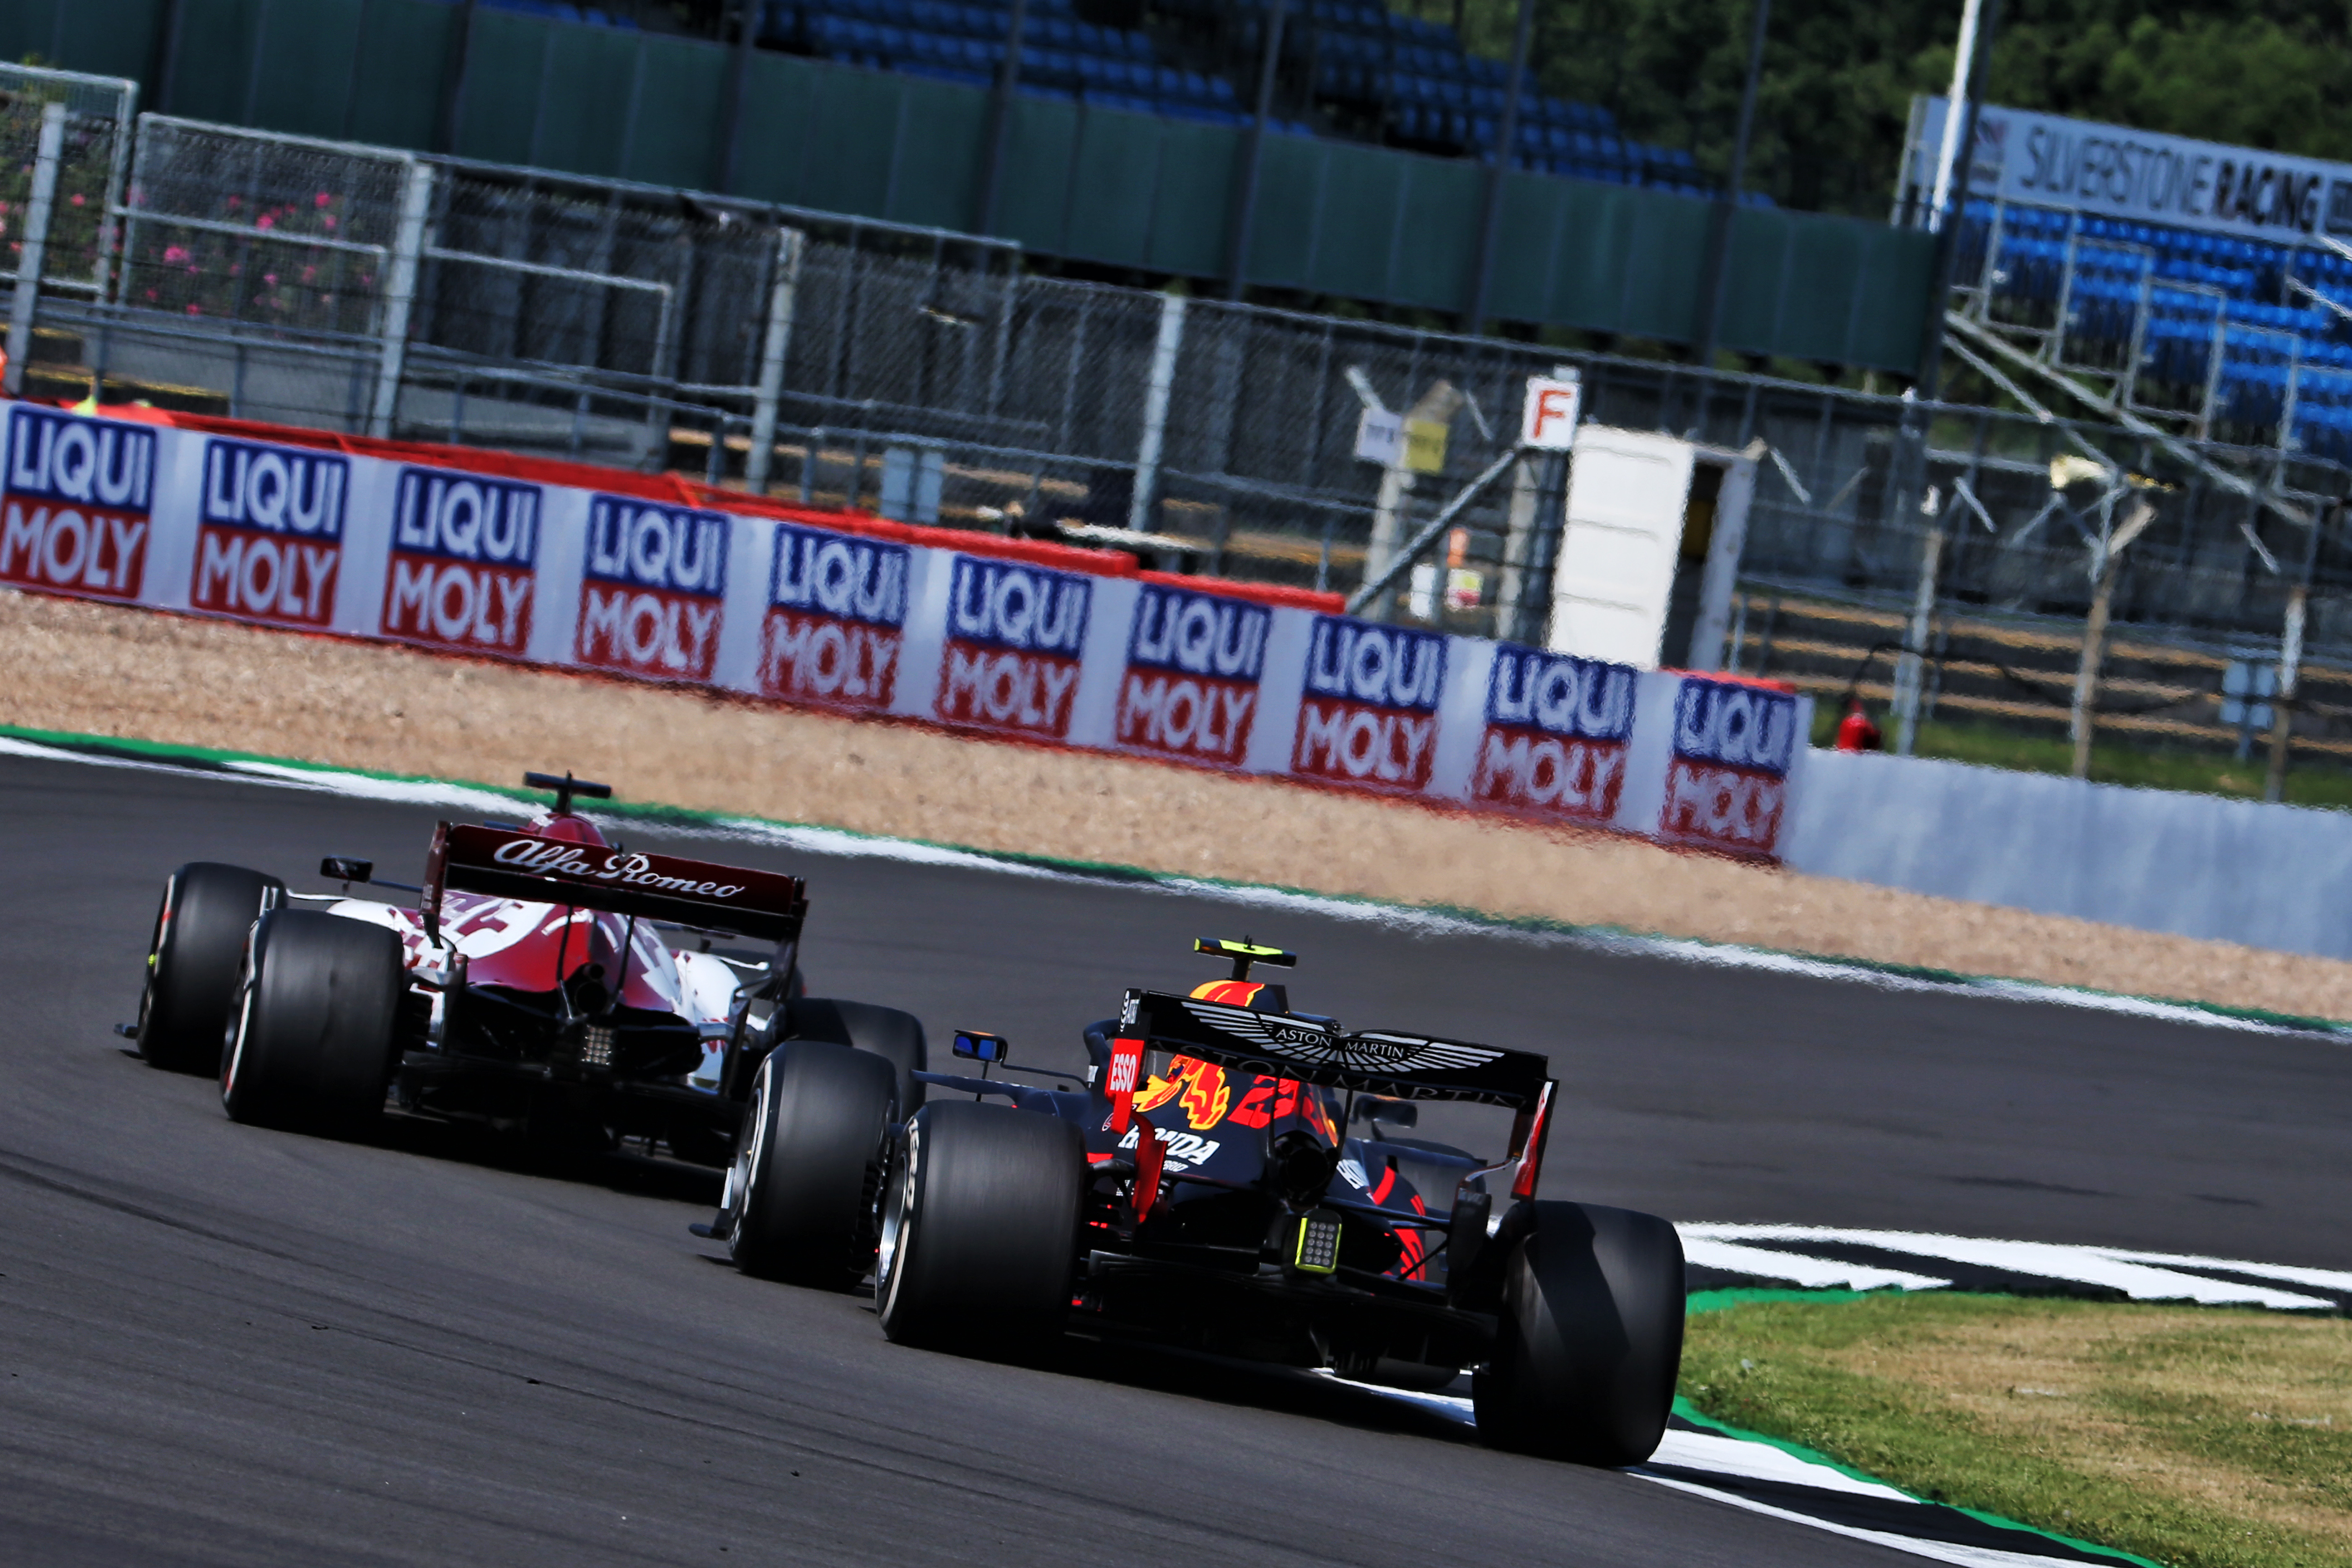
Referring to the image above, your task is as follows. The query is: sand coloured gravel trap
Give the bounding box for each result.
[5,587,2350,1022]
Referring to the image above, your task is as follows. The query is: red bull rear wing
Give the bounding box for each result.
[422,823,808,943]
[1117,988,1548,1108]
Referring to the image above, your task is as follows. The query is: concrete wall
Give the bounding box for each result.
[1782,749,2352,960]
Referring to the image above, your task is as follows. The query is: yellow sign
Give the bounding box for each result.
[1402,417,1449,475]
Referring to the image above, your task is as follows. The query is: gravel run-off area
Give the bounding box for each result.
[8,588,2351,1021]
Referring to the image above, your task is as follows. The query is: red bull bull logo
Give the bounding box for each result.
[1134,1055,1235,1132]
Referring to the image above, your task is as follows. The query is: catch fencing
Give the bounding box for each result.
[15,78,2352,778]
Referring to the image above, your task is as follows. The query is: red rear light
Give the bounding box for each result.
[1509,1081,1555,1202]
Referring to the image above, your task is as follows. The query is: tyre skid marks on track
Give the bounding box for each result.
[4,729,2342,1040]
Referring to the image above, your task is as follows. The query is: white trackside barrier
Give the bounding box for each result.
[1,406,1812,860]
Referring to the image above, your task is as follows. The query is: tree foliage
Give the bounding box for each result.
[1421,0,2352,215]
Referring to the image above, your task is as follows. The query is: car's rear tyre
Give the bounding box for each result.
[784,998,926,1119]
[724,1041,898,1289]
[219,909,404,1137]
[137,862,284,1074]
[1472,1201,1686,1465]
[876,1101,1083,1357]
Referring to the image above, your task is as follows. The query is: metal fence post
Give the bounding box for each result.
[1891,491,1944,756]
[2266,505,2325,803]
[1130,293,1186,534]
[368,160,434,440]
[747,227,807,494]
[4,102,67,399]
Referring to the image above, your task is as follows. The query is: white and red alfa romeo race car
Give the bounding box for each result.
[127,773,924,1276]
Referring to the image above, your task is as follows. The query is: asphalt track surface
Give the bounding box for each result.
[3,748,2347,1568]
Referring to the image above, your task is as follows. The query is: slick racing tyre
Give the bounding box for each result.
[220,909,404,1137]
[137,862,285,1074]
[876,1101,1083,1357]
[724,1041,897,1289]
[1472,1201,1686,1466]
[784,999,927,1121]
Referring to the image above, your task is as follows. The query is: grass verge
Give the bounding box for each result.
[1679,1292,2352,1568]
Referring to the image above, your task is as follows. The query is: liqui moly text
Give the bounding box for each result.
[0,407,154,600]
[1660,677,1801,856]
[191,437,349,627]
[1471,648,1637,825]
[1117,586,1270,768]
[760,522,910,712]
[382,468,541,656]
[577,496,730,681]
[936,556,1091,739]
[1293,618,1446,791]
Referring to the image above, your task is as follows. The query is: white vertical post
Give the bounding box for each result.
[1892,489,1943,756]
[1130,293,1186,534]
[2266,580,2308,803]
[368,160,435,440]
[1926,0,1984,232]
[746,227,806,494]
[4,102,68,398]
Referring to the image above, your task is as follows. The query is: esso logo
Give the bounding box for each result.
[1672,678,1798,777]
[5,407,154,510]
[1486,648,1634,741]
[1128,586,1269,680]
[200,438,348,539]
[946,556,1089,655]
[1303,618,1445,712]
[770,523,908,626]
[584,496,728,598]
[392,469,539,566]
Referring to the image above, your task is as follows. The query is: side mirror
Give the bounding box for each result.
[952,1029,1009,1064]
[320,857,373,885]
[1352,1096,1417,1130]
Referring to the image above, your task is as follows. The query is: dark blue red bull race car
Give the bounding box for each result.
[708,938,1684,1465]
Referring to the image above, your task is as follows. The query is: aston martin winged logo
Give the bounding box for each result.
[1180,999,1506,1075]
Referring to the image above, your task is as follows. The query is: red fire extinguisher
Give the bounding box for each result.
[1834,697,1882,752]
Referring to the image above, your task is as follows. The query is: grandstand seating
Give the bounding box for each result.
[470,0,1725,196]
[1960,199,2352,458]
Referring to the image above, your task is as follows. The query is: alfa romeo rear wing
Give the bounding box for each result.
[421,823,808,945]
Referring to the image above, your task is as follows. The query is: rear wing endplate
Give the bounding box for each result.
[421,823,807,944]
[1118,989,1548,1108]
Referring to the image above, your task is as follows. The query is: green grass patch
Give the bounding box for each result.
[1680,1293,2352,1568]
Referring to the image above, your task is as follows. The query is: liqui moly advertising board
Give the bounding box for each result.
[191,437,350,627]
[759,521,910,712]
[936,555,1090,739]
[1471,648,1637,825]
[382,468,540,657]
[1117,585,1270,768]
[577,496,729,681]
[1293,618,1446,792]
[1660,676,1801,856]
[0,407,155,600]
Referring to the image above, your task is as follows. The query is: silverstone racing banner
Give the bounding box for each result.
[11,404,1811,861]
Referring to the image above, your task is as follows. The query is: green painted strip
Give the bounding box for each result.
[6,719,2348,1038]
[1686,1287,1872,1315]
[1667,1394,2168,1568]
